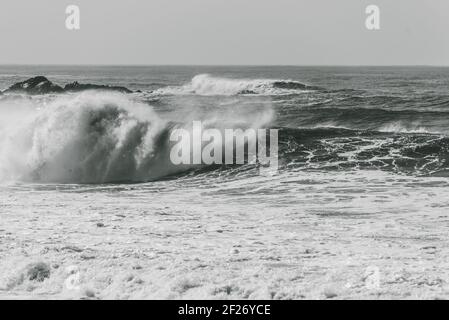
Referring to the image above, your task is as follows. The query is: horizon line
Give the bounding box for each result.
[0,63,448,68]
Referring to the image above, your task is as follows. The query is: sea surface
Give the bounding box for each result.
[1,66,449,299]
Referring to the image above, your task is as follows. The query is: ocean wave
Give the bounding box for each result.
[1,87,448,183]
[0,92,274,184]
[289,107,449,135]
[0,92,179,183]
[151,74,316,96]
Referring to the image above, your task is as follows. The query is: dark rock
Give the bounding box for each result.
[64,81,133,93]
[3,76,133,95]
[27,262,51,282]
[5,76,64,95]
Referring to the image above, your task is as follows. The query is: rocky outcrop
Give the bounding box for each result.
[64,81,133,93]
[2,77,134,95]
[4,76,64,95]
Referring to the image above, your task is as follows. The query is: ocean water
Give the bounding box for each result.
[1,66,449,299]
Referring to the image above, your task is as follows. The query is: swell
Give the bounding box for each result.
[310,94,449,110]
[282,106,449,135]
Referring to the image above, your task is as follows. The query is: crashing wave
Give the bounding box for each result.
[152,74,316,96]
[0,92,178,183]
[0,91,275,183]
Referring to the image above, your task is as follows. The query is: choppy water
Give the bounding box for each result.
[1,65,449,202]
[3,66,449,299]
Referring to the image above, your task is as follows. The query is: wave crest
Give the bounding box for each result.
[153,74,313,96]
[0,91,276,183]
[0,92,178,183]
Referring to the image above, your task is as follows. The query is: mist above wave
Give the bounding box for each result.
[0,92,175,183]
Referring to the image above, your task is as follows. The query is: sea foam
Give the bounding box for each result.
[0,91,275,183]
[0,92,174,183]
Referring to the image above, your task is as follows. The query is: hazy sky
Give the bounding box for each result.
[0,0,447,65]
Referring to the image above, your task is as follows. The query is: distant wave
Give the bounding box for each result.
[288,107,449,135]
[152,74,316,96]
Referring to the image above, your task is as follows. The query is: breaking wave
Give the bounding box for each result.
[0,92,274,183]
[1,74,449,183]
[152,74,315,96]
[0,93,180,183]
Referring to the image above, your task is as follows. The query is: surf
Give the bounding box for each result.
[0,92,177,183]
[0,91,276,184]
[152,74,316,96]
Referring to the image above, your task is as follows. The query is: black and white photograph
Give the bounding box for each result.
[0,0,448,305]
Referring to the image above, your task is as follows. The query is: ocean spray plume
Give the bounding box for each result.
[0,92,277,183]
[0,92,177,183]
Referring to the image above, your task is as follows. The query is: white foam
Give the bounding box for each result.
[0,92,173,183]
[0,92,276,184]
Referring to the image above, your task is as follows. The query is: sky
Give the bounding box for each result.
[0,0,447,65]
